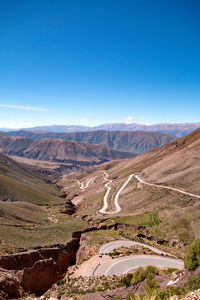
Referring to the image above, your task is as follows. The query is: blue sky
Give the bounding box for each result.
[0,0,200,128]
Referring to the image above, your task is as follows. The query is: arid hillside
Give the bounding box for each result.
[7,130,176,154]
[0,152,87,254]
[0,134,134,167]
[0,134,32,155]
[0,151,62,204]
[104,127,200,194]
[59,128,200,246]
[21,138,134,162]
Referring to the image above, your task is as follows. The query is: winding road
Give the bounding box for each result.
[98,172,200,215]
[94,171,198,274]
[88,172,198,276]
[91,240,184,276]
[99,240,170,256]
[93,255,184,276]
[73,240,184,277]
[99,172,133,214]
[78,177,95,190]
[135,174,200,199]
[99,172,112,214]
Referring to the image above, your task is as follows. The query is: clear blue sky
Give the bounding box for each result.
[0,0,200,128]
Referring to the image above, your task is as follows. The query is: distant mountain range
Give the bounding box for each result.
[1,122,199,137]
[18,122,200,137]
[7,130,176,154]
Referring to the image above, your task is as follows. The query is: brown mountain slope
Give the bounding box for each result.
[99,128,200,193]
[0,151,63,205]
[0,134,134,166]
[7,130,176,154]
[22,138,134,163]
[139,127,200,194]
[106,127,200,194]
[0,134,32,156]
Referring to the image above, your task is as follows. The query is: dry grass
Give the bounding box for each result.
[0,203,88,253]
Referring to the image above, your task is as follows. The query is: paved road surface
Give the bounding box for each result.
[135,175,200,199]
[93,255,184,276]
[98,171,200,215]
[78,177,95,190]
[99,172,112,213]
[99,173,134,214]
[99,240,170,256]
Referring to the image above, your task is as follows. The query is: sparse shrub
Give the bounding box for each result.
[144,278,160,292]
[121,273,133,286]
[56,279,66,286]
[184,239,200,270]
[121,265,159,287]
[146,265,157,275]
[130,267,147,285]
[109,250,121,257]
[185,273,200,290]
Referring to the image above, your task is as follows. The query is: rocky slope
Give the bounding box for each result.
[0,236,80,298]
[7,130,176,154]
[0,134,134,166]
[0,134,32,155]
[21,138,134,162]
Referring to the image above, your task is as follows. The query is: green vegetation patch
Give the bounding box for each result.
[184,238,200,270]
[105,213,160,227]
[121,265,175,288]
[85,229,121,247]
[0,173,64,205]
[126,273,200,300]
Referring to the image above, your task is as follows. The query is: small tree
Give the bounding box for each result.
[184,239,200,270]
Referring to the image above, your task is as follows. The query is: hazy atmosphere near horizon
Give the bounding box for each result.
[0,0,200,128]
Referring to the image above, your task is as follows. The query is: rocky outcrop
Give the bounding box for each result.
[0,238,80,298]
[0,268,24,300]
[21,257,61,295]
[76,234,97,264]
